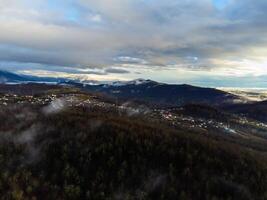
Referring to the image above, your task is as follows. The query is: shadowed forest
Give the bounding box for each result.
[0,103,266,200]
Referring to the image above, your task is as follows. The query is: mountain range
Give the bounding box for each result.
[0,70,248,107]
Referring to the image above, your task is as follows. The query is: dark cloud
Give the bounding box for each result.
[105,68,130,74]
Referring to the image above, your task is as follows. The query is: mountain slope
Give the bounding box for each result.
[83,80,244,107]
[223,100,267,122]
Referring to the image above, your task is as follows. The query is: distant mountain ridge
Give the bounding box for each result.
[0,70,247,107]
[0,70,69,83]
[0,70,30,82]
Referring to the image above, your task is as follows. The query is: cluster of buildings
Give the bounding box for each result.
[1,92,267,137]
[0,94,58,106]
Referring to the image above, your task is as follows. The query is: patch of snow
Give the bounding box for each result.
[106,79,152,87]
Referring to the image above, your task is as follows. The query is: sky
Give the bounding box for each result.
[1,0,267,87]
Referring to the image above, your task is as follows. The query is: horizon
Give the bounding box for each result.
[1,0,267,88]
[3,69,267,91]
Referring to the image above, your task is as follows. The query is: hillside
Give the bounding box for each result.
[223,100,267,122]
[0,88,266,199]
[83,80,244,107]
[0,83,62,95]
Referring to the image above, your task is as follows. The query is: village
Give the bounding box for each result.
[1,92,267,140]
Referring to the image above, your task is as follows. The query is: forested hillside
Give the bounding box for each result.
[0,103,266,200]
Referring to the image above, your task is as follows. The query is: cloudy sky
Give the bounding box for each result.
[1,0,267,87]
